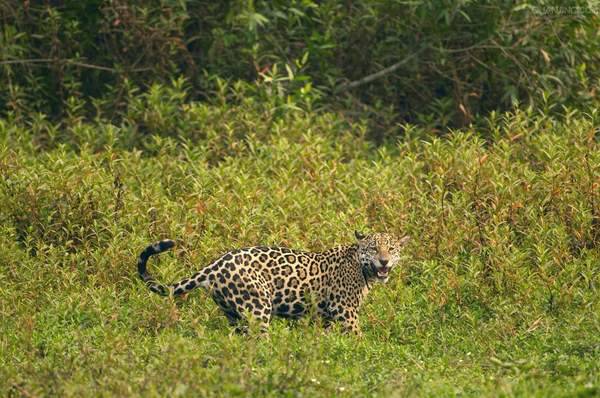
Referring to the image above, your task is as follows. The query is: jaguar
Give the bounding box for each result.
[137,231,410,334]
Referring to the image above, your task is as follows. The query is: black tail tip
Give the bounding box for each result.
[158,239,175,251]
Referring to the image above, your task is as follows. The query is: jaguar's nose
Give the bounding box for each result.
[379,258,389,267]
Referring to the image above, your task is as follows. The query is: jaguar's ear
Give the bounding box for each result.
[399,235,411,246]
[355,230,366,240]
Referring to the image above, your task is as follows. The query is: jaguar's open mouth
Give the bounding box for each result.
[376,267,390,279]
[371,262,389,280]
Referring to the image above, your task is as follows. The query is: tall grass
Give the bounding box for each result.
[1,99,598,396]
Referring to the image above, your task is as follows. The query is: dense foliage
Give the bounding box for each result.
[1,103,599,396]
[1,0,598,129]
[1,1,599,396]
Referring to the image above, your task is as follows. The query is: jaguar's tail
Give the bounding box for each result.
[137,239,210,297]
[137,239,176,296]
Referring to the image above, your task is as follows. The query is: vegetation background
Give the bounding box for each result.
[1,0,598,396]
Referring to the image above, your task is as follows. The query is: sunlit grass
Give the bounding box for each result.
[1,106,598,397]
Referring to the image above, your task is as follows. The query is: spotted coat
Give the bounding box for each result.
[137,232,410,333]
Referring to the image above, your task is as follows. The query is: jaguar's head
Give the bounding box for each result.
[355,231,410,283]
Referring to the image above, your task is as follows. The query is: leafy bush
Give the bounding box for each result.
[1,103,598,396]
[1,0,598,128]
[1,2,598,395]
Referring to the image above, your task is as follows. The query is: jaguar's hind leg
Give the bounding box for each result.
[238,295,272,333]
[223,309,242,326]
[212,288,272,333]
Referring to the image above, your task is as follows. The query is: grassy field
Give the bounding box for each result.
[1,105,599,397]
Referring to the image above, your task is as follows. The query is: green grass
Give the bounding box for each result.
[1,106,599,397]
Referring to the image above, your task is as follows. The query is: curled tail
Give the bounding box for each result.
[137,239,209,297]
[138,239,176,296]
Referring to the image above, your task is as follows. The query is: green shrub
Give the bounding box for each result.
[1,104,598,396]
[1,2,598,395]
[1,1,598,128]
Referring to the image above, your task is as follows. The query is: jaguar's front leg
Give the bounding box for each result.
[342,311,362,336]
[330,309,362,336]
